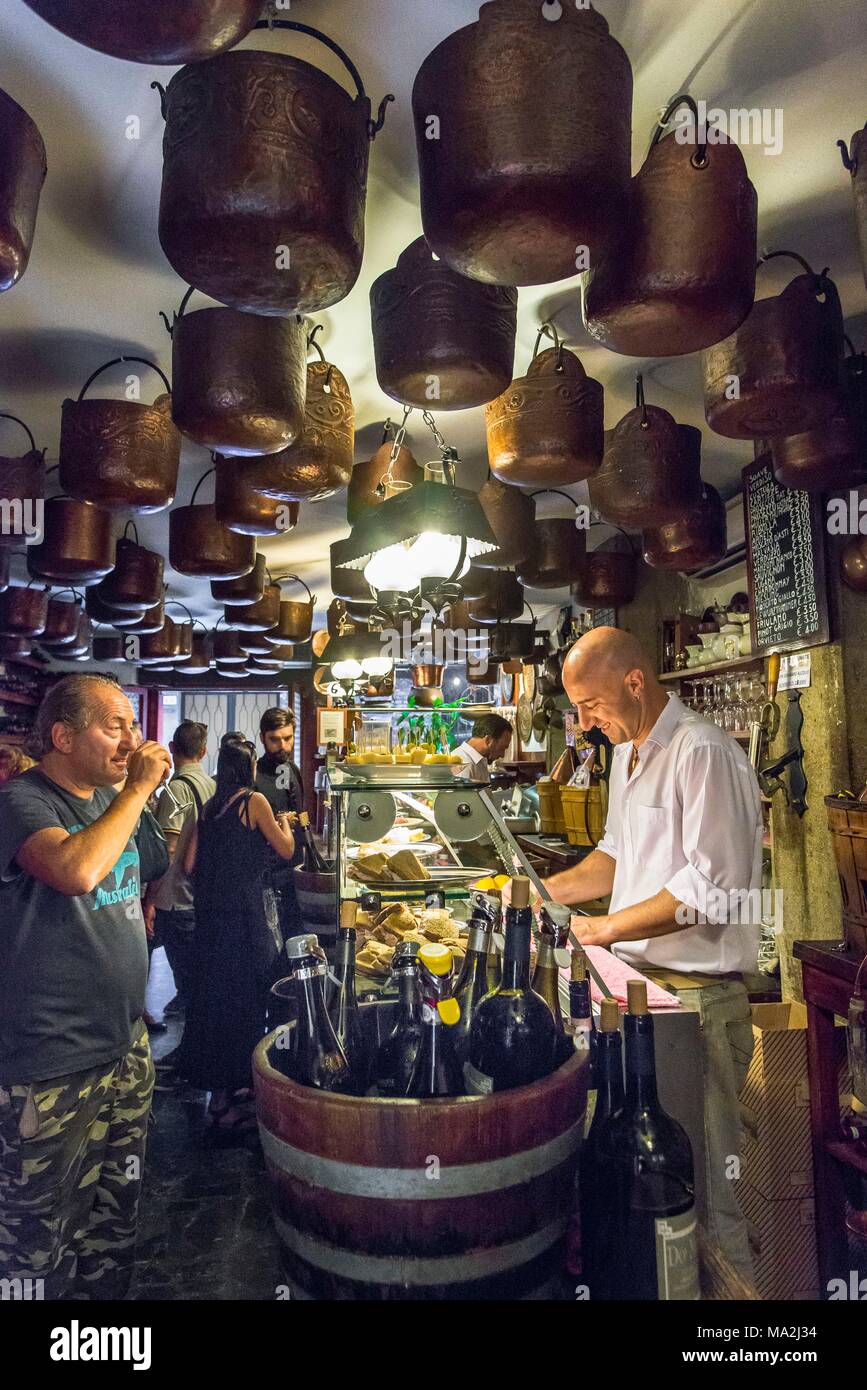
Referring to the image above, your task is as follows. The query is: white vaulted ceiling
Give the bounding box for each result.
[1,0,866,631]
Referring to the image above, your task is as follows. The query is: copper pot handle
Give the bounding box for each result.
[0,412,42,457]
[651,94,708,168]
[274,573,316,606]
[189,466,216,507]
[76,356,172,402]
[529,488,583,510]
[756,250,832,297]
[165,598,194,627]
[252,18,394,139]
[160,286,304,335]
[530,322,565,372]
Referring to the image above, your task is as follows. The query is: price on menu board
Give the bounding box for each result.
[743,453,830,656]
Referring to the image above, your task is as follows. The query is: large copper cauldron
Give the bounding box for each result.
[371,239,517,408]
[771,347,867,492]
[573,550,638,609]
[175,629,213,675]
[42,595,83,645]
[214,456,299,537]
[224,583,281,634]
[155,21,393,315]
[167,290,307,456]
[28,498,115,585]
[265,577,316,644]
[95,532,164,612]
[347,435,422,525]
[517,517,587,589]
[412,0,632,286]
[583,102,757,357]
[486,337,604,487]
[22,1,261,65]
[124,597,166,636]
[213,626,247,666]
[473,477,536,570]
[642,484,727,573]
[590,388,703,528]
[42,611,92,661]
[840,125,867,289]
[138,617,183,666]
[212,552,267,607]
[702,259,845,439]
[169,468,255,578]
[466,570,524,625]
[244,349,354,502]
[0,582,48,637]
[92,634,126,662]
[0,413,45,547]
[0,87,46,292]
[85,586,142,629]
[59,357,180,512]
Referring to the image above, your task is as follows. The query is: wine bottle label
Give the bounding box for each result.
[655,1208,700,1301]
[463,1060,494,1095]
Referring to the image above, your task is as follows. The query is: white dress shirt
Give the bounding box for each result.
[454,741,489,782]
[597,693,763,975]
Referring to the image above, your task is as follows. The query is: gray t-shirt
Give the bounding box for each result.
[153,762,216,912]
[0,767,148,1085]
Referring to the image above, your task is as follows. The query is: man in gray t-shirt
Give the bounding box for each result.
[0,673,170,1301]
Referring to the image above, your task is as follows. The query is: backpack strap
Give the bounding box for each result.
[173,774,205,820]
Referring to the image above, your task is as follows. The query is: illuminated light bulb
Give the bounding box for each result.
[362,656,393,678]
[363,542,421,592]
[408,531,470,580]
[331,658,363,680]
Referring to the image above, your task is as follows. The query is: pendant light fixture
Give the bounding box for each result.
[332,409,497,621]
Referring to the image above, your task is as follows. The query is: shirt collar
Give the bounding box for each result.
[643,692,689,751]
[458,742,486,764]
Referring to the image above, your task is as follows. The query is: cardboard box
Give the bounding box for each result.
[735,1179,819,1300]
[739,1002,814,1200]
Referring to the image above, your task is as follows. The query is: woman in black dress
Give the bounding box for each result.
[181,740,295,1130]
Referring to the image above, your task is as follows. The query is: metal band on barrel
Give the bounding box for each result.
[258,1118,582,1200]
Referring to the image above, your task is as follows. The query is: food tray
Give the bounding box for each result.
[332,762,475,787]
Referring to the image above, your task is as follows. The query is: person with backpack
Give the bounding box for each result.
[144,721,215,1023]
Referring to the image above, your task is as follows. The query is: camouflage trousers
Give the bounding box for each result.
[0,1023,154,1301]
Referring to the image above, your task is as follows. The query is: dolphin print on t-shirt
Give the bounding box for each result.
[67,825,141,911]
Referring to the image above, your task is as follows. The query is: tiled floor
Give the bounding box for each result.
[131,949,283,1302]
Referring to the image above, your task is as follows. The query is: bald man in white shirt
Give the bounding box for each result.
[543,626,762,1277]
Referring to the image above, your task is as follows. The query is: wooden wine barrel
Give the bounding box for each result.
[253,1042,588,1300]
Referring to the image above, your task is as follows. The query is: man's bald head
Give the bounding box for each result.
[562,626,668,746]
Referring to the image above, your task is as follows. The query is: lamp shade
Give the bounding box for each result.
[332,480,497,586]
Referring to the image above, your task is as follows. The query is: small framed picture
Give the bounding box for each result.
[317,708,347,746]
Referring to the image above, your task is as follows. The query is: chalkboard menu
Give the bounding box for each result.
[743,454,830,656]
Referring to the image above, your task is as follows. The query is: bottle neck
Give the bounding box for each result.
[397,970,420,1024]
[335,932,357,1004]
[593,1031,624,1120]
[502,908,531,990]
[624,1012,659,1109]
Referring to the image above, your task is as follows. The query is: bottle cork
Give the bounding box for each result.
[570,948,587,981]
[599,997,620,1032]
[340,899,358,931]
[627,979,649,1015]
[510,876,530,909]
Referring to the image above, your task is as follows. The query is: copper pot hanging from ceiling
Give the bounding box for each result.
[0,414,45,546]
[486,337,604,488]
[124,596,167,636]
[59,357,180,513]
[27,498,115,585]
[22,0,262,64]
[213,627,247,665]
[154,21,393,314]
[572,549,638,609]
[472,476,537,570]
[211,551,267,607]
[43,611,92,661]
[94,532,164,613]
[213,455,299,537]
[347,434,423,526]
[169,467,255,579]
[412,0,633,287]
[770,346,867,492]
[223,582,281,634]
[839,124,867,290]
[0,634,33,659]
[242,346,355,503]
[517,515,587,589]
[138,617,183,666]
[239,630,274,656]
[0,582,48,637]
[91,633,126,662]
[459,565,492,601]
[167,290,308,456]
[370,238,518,409]
[264,578,316,644]
[589,383,704,528]
[85,586,143,629]
[702,256,845,439]
[0,87,46,293]
[42,594,82,644]
[642,483,727,572]
[466,570,524,625]
[583,100,758,357]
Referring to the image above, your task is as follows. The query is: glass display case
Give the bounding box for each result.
[328,763,546,919]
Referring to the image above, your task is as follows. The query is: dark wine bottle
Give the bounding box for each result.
[578,997,624,1300]
[328,901,366,1093]
[568,949,597,1080]
[407,943,463,1097]
[607,980,700,1301]
[272,934,352,1093]
[298,809,330,873]
[465,876,557,1095]
[451,912,493,1067]
[373,941,422,1097]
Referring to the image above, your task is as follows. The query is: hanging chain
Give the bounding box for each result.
[375,404,413,497]
[422,408,448,455]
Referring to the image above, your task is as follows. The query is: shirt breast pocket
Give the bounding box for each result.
[632,805,674,872]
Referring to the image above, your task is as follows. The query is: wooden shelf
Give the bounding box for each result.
[0,688,38,706]
[0,733,29,745]
[659,654,761,682]
[825,1140,867,1177]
